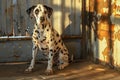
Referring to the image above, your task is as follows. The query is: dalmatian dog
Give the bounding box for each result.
[25,4,70,74]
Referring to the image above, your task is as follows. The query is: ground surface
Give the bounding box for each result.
[0,60,120,80]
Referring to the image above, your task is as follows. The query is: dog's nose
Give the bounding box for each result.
[40,17,45,21]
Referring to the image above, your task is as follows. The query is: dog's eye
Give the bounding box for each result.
[35,9,39,15]
[44,11,47,14]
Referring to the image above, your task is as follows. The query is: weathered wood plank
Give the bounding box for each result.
[62,0,72,35]
[6,0,13,36]
[17,0,27,36]
[0,0,2,36]
[12,0,20,36]
[74,0,81,35]
[1,0,7,36]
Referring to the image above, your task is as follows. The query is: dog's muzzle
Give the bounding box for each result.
[40,17,45,22]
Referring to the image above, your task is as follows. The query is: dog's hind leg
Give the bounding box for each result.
[58,49,69,70]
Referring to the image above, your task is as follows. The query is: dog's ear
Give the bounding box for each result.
[26,5,36,18]
[43,5,53,18]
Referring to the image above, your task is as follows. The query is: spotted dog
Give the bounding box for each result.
[25,4,70,74]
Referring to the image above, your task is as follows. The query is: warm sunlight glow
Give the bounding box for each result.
[113,25,120,67]
[53,11,62,35]
[52,0,61,6]
[102,8,108,14]
[98,37,107,62]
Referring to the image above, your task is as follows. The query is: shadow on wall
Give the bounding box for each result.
[63,13,73,36]
[63,13,81,36]
[62,13,82,59]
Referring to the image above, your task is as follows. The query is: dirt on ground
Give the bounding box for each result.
[0,60,120,80]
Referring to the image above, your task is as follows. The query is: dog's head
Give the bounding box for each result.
[26,4,53,25]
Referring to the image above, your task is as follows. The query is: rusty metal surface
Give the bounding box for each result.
[0,39,81,62]
[0,40,43,62]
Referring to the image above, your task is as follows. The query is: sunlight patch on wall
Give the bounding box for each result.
[98,37,107,62]
[113,25,120,67]
[52,0,61,6]
[115,0,120,5]
[112,0,120,17]
[53,11,62,35]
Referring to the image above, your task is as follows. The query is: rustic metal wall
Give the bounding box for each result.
[85,0,120,70]
[0,0,82,62]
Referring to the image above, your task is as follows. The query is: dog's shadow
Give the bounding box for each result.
[63,14,74,36]
[63,13,81,36]
[62,13,81,60]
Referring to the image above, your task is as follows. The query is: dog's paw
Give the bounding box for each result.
[58,63,69,70]
[45,69,53,75]
[24,68,33,73]
[58,65,64,70]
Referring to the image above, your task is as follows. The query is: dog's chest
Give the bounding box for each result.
[32,24,52,52]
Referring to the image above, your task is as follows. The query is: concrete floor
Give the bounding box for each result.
[0,60,120,80]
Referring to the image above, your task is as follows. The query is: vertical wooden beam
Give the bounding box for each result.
[108,0,114,67]
[0,0,2,36]
[81,0,86,59]
[93,0,99,63]
[17,0,28,36]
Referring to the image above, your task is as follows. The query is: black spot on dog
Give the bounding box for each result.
[41,38,46,43]
[55,42,58,45]
[56,33,59,37]
[33,41,36,43]
[51,53,53,56]
[58,39,61,43]
[47,41,49,44]
[50,49,53,52]
[61,50,63,53]
[47,29,49,31]
[33,36,38,40]
[56,47,59,50]
[35,30,39,33]
[33,46,37,50]
[42,24,46,29]
[49,24,51,27]
[64,49,67,52]
[54,41,57,45]
[42,25,44,29]
[63,53,68,55]
[51,32,54,36]
[41,48,48,50]
[54,50,56,53]
[51,39,53,41]
[41,40,43,43]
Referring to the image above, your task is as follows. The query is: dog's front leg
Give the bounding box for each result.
[25,45,38,72]
[45,49,54,75]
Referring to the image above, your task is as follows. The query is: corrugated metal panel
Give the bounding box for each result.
[0,0,82,36]
[0,0,82,62]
